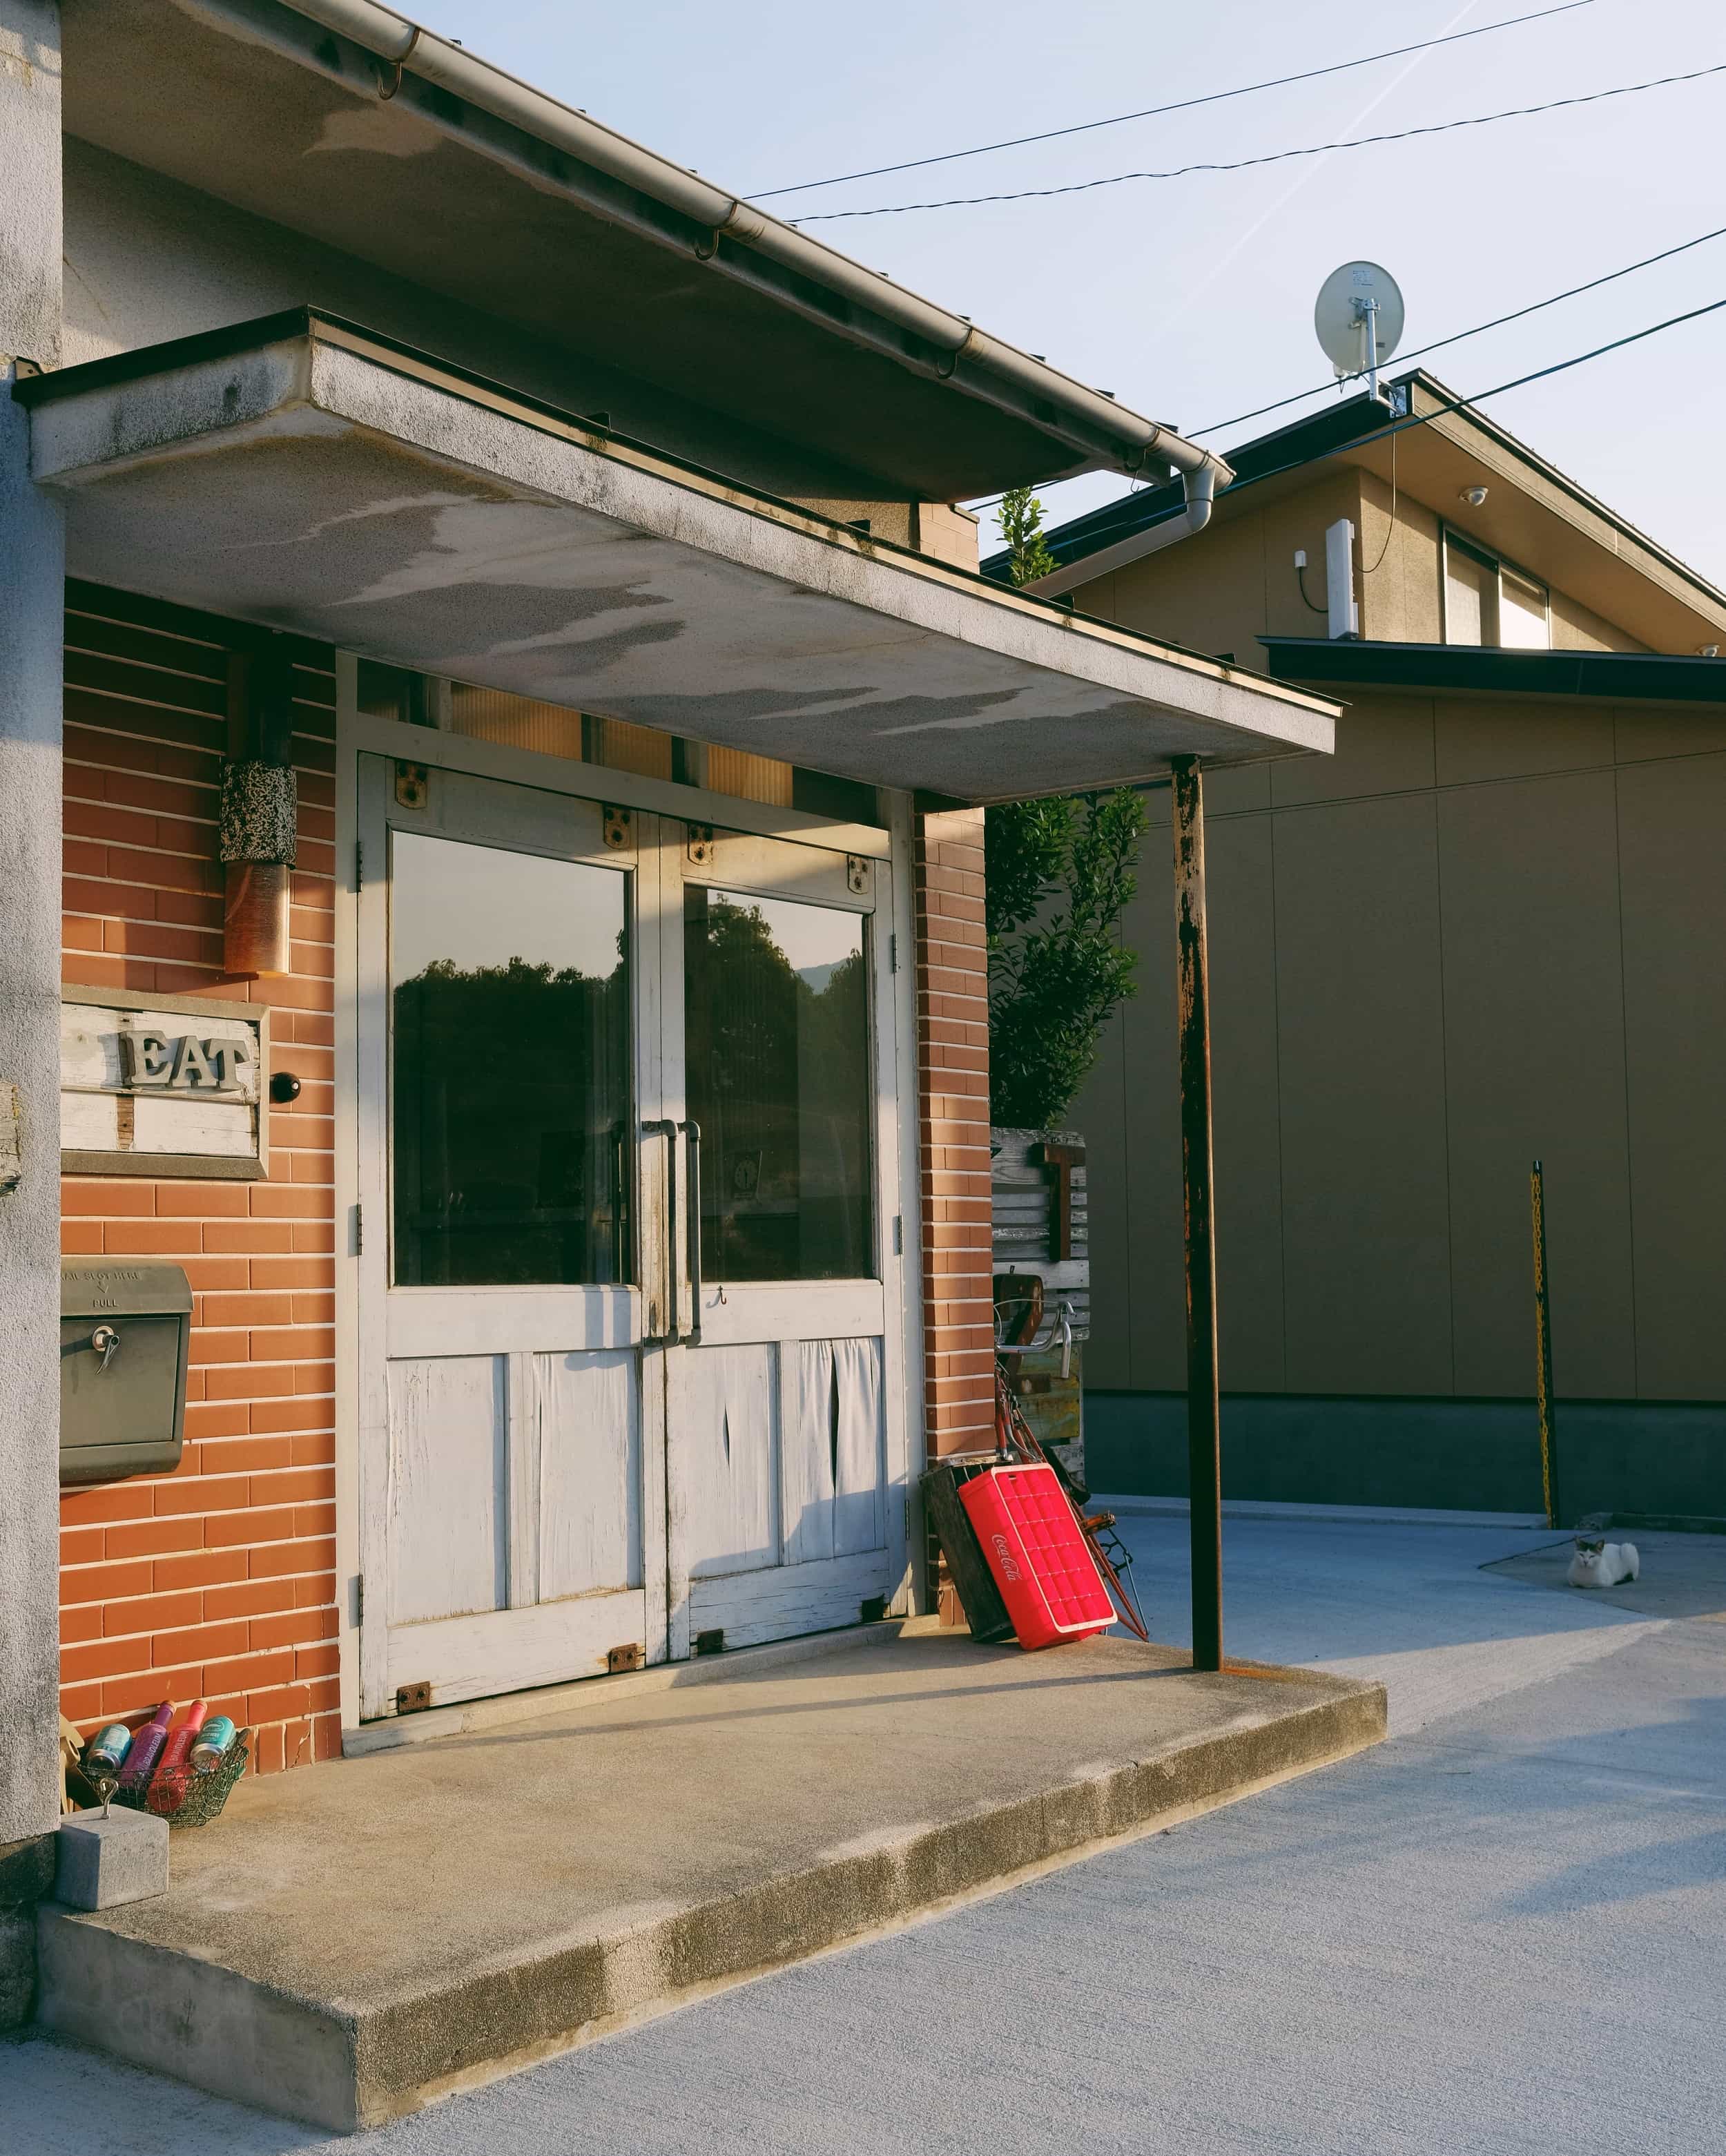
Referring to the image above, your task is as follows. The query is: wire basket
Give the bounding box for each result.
[108,1735,251,1830]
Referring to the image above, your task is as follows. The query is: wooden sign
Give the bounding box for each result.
[61,987,270,1179]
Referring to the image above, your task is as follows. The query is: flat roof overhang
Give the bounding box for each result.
[19,313,1337,805]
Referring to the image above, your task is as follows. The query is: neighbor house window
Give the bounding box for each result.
[1442,530,1550,649]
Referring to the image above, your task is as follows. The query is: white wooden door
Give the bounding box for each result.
[355,758,672,1717]
[660,823,909,1653]
[355,766,909,1715]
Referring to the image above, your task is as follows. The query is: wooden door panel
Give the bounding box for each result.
[386,1588,650,1709]
[536,1348,642,1599]
[387,1355,507,1625]
[781,1337,886,1566]
[677,1342,779,1578]
[688,1550,891,1653]
[386,1285,637,1358]
[691,1279,884,1347]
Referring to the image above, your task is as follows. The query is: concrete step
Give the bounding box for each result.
[37,1624,1384,2131]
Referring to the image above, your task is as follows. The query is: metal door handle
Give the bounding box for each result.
[90,1325,121,1371]
[641,1119,678,1343]
[679,1120,702,1345]
[610,1119,629,1285]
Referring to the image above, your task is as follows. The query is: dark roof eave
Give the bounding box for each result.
[1258,636,1726,705]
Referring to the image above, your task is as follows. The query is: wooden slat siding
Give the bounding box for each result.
[989,1130,1091,1336]
[59,587,341,1778]
[915,809,995,1458]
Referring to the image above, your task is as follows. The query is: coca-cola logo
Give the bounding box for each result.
[991,1532,1021,1583]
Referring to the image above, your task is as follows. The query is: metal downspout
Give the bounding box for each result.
[1023,462,1224,600]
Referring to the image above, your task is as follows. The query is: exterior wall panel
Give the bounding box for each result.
[1436,770,1636,1398]
[1073,697,1726,1430]
[1617,750,1726,1398]
[1205,810,1288,1394]
[1272,791,1455,1396]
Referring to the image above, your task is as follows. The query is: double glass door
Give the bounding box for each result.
[353,757,904,1718]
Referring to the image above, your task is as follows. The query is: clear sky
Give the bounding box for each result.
[409,0,1725,586]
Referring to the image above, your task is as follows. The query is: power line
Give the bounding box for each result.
[753,1,1596,198]
[790,61,1726,222]
[1190,217,1726,437]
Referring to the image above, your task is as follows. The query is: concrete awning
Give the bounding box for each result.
[20,311,1337,802]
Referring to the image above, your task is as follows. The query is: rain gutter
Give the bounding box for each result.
[188,0,1228,483]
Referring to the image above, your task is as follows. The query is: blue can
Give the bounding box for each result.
[189,1715,238,1771]
[84,1723,133,1776]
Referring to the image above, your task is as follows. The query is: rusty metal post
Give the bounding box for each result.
[1530,1159,1562,1529]
[1172,757,1223,1671]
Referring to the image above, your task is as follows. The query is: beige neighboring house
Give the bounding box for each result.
[999,372,1726,1518]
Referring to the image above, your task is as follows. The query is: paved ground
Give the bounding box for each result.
[7,1514,1723,2154]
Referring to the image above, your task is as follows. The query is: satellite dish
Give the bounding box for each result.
[1314,261,1404,392]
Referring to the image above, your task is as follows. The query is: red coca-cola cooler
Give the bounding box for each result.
[958,1461,1116,1650]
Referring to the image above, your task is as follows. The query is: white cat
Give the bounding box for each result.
[1567,1538,1640,1589]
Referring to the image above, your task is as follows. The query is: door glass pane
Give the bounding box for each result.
[391,831,631,1286]
[684,886,872,1281]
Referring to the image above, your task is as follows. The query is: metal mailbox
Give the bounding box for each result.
[60,1259,193,1485]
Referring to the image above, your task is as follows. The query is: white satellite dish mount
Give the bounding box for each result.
[1314,260,1404,405]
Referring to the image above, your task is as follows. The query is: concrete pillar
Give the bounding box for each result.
[0,0,66,2026]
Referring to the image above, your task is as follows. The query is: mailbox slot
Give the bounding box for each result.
[60,1259,193,1485]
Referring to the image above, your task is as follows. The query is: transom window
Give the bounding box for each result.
[1442,530,1550,650]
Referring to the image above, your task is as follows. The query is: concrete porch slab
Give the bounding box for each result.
[37,1622,1384,2132]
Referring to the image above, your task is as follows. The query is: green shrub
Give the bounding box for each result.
[987,789,1145,1130]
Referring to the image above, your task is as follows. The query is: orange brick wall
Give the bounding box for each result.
[57,582,340,1776]
[915,807,995,1459]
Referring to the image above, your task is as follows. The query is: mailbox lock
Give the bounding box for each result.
[89,1325,121,1371]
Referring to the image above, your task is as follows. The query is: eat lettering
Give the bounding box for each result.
[126,1032,253,1090]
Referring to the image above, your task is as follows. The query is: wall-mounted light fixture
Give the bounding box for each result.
[220,635,298,979]
[1458,485,1489,508]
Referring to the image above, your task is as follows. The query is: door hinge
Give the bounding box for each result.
[354,839,363,892]
[354,1202,363,1255]
[893,1214,904,1256]
[889,932,898,974]
[353,1575,364,1627]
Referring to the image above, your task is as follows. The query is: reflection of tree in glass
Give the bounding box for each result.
[393,954,630,1287]
[686,899,869,1281]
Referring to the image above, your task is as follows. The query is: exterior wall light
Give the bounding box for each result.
[1459,485,1489,508]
